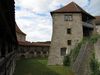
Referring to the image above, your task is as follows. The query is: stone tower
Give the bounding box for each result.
[48,2,95,65]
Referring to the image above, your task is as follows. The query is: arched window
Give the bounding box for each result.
[36,51,41,57]
[30,51,34,54]
[43,51,47,55]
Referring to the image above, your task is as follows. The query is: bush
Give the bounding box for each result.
[63,55,70,66]
[90,53,100,75]
[70,38,86,62]
[89,35,100,44]
[70,35,100,63]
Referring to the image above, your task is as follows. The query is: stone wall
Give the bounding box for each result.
[96,25,100,35]
[72,42,94,75]
[94,39,100,62]
[48,13,83,65]
[16,32,26,42]
[17,45,49,59]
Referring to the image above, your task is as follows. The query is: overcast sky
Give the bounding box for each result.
[15,0,100,42]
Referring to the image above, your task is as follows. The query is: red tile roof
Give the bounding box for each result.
[18,41,32,46]
[32,42,50,47]
[18,41,50,47]
[95,16,100,25]
[16,24,26,35]
[51,2,94,18]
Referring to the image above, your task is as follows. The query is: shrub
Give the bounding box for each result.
[70,35,100,63]
[90,53,100,75]
[89,35,100,44]
[63,55,70,66]
[70,38,86,62]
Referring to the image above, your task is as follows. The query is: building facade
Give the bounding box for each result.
[0,0,18,75]
[17,41,50,59]
[48,2,95,65]
[95,16,100,35]
[16,24,26,42]
[16,25,50,59]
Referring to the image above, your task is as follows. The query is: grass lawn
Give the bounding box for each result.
[14,58,74,75]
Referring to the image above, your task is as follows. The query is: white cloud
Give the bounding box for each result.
[15,0,100,42]
[84,0,100,15]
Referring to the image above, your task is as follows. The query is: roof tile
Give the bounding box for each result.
[18,41,50,47]
[16,24,26,35]
[51,2,94,18]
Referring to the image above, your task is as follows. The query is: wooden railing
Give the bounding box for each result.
[0,51,16,75]
[82,22,93,28]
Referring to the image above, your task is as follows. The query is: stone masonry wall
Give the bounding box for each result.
[16,32,26,42]
[96,26,100,35]
[17,45,49,59]
[72,42,94,75]
[94,39,100,62]
[48,13,83,65]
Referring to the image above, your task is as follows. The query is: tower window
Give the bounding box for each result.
[64,15,72,21]
[67,40,71,45]
[67,28,71,34]
[61,48,66,56]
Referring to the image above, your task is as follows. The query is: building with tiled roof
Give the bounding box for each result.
[16,24,26,42]
[15,24,50,58]
[48,2,96,65]
[17,41,50,59]
[51,2,94,19]
[95,16,100,34]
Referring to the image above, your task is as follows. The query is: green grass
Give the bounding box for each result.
[14,58,74,75]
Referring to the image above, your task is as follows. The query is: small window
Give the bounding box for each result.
[61,48,66,56]
[64,15,72,21]
[67,28,71,34]
[67,40,71,45]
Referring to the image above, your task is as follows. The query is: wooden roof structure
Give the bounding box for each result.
[51,2,94,19]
